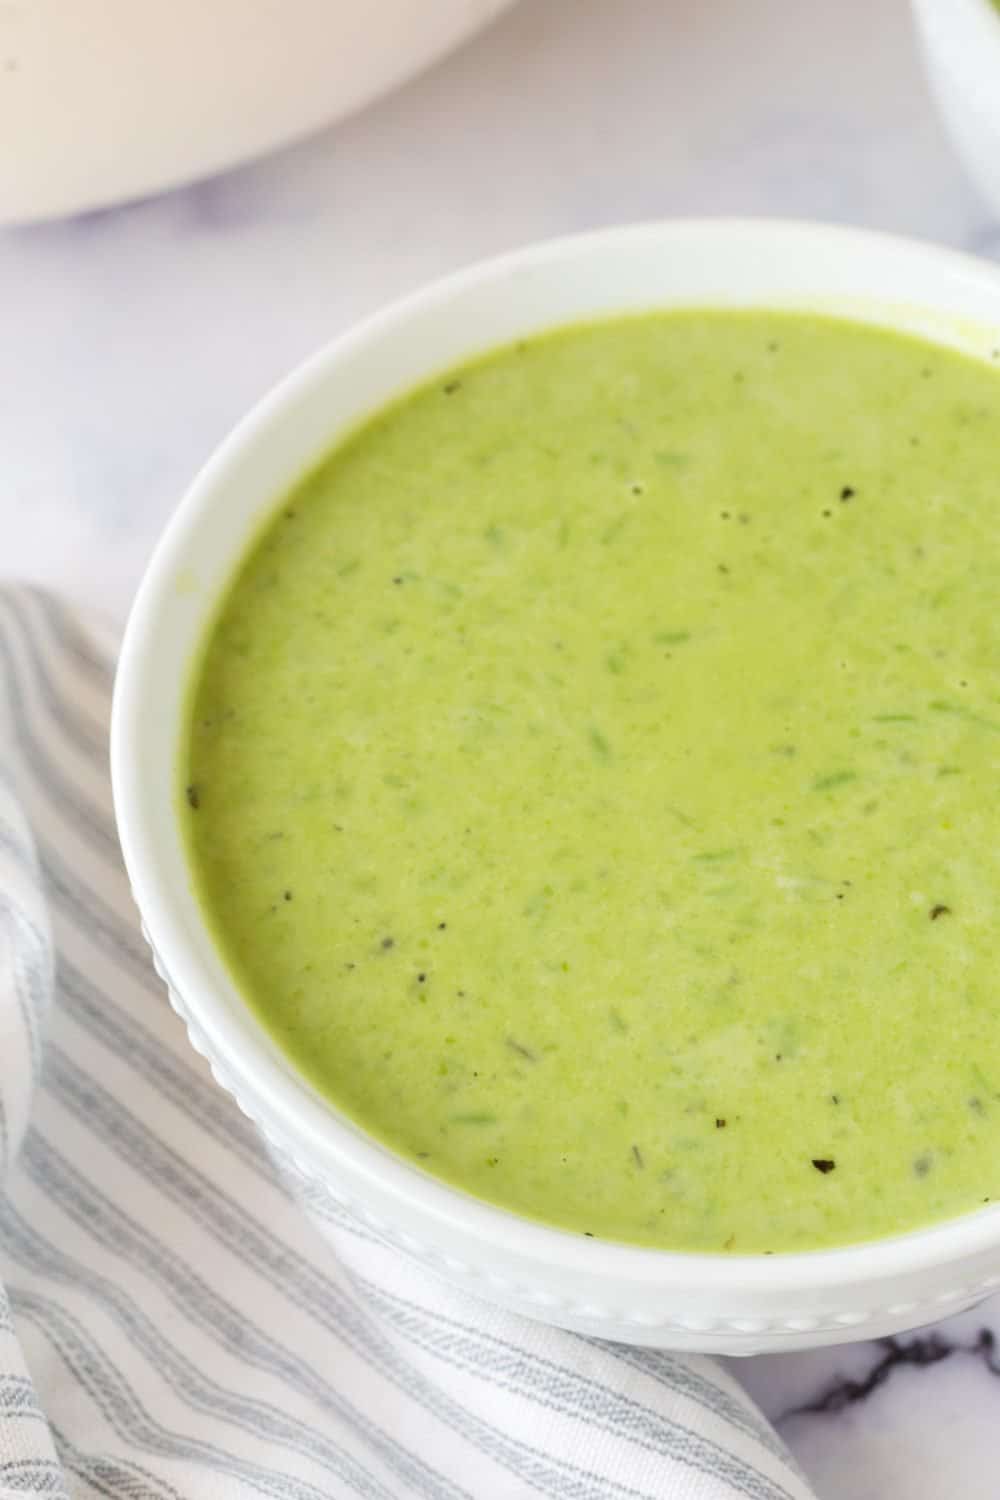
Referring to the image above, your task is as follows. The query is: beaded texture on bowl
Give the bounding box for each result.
[139,919,1000,1352]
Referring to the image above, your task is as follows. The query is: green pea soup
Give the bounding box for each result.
[183,310,1000,1254]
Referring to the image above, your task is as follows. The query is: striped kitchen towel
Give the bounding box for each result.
[0,584,815,1500]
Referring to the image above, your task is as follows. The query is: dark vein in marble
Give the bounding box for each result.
[781,1329,1000,1419]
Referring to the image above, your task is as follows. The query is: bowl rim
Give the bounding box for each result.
[112,215,1000,1294]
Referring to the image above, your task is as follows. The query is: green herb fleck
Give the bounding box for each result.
[588,727,613,762]
[812,770,857,793]
[930,700,1000,732]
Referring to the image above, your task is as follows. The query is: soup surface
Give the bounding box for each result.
[185,311,1000,1252]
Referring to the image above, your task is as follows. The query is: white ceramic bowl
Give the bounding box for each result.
[112,219,1000,1355]
[0,0,512,225]
[912,0,1000,219]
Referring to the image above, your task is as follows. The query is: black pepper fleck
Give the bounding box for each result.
[438,922,447,930]
[840,486,855,501]
[283,890,292,901]
[812,1158,836,1174]
[417,972,427,983]
[443,380,461,395]
[632,1144,644,1169]
[186,785,200,810]
[715,1118,726,1129]
[930,904,952,921]
[381,937,395,950]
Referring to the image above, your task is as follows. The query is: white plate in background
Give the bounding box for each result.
[0,0,514,225]
[912,0,1000,219]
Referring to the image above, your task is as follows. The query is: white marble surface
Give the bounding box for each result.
[3,0,1000,1494]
